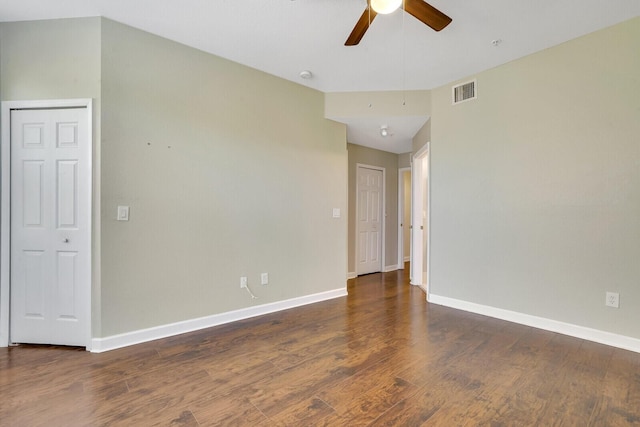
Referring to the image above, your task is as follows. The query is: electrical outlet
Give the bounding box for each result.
[261,273,268,285]
[240,276,248,289]
[605,292,619,308]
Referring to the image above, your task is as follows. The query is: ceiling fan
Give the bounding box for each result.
[345,0,452,46]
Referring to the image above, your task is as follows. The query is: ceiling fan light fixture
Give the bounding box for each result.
[370,0,402,15]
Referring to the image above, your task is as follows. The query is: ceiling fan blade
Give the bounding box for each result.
[403,0,452,32]
[345,7,378,46]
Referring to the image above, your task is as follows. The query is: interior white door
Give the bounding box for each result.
[10,107,90,346]
[357,166,383,275]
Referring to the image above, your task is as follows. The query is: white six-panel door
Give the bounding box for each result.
[10,107,90,346]
[357,166,383,275]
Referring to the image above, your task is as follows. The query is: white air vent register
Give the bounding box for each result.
[452,80,477,104]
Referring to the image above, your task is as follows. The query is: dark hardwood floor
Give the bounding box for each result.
[2,265,640,426]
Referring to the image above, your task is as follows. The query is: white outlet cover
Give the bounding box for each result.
[605,291,620,308]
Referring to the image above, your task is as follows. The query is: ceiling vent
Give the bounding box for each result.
[452,79,477,105]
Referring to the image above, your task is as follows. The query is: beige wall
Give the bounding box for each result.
[397,152,411,169]
[325,90,431,119]
[0,18,101,101]
[430,17,640,339]
[1,18,347,339]
[412,119,430,154]
[99,20,347,336]
[347,143,399,275]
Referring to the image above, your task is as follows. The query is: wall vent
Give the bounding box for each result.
[452,80,477,104]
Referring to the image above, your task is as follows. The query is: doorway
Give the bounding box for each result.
[397,168,411,270]
[1,99,93,348]
[410,143,429,293]
[355,164,384,275]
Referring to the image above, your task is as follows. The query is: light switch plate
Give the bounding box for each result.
[333,208,341,218]
[117,205,130,221]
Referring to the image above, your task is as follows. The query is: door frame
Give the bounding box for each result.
[397,167,411,270]
[355,163,385,275]
[1,99,93,348]
[410,143,430,295]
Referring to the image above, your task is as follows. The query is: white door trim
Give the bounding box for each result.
[397,167,411,270]
[355,163,385,275]
[1,99,93,348]
[410,143,430,295]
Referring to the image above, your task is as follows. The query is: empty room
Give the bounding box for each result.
[1,0,639,425]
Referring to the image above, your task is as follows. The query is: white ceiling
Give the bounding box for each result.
[1,0,638,153]
[334,115,428,154]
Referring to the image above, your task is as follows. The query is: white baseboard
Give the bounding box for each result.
[403,256,410,262]
[91,288,347,353]
[428,294,640,354]
[347,272,357,279]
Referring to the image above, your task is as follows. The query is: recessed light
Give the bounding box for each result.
[299,70,313,79]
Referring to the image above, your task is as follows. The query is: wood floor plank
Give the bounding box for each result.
[268,397,336,426]
[189,390,270,426]
[592,359,640,425]
[246,343,399,418]
[316,364,419,421]
[2,263,640,425]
